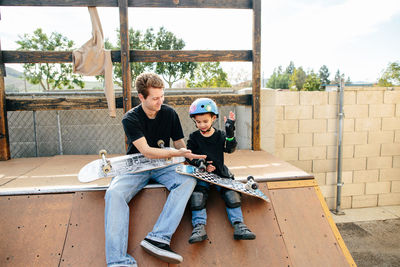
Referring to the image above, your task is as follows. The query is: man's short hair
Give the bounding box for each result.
[135,73,164,99]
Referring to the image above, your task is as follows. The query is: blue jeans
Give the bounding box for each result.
[104,164,196,266]
[191,180,244,227]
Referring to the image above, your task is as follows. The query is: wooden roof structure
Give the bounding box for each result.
[0,0,262,160]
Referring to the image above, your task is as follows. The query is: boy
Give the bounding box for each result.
[186,98,256,244]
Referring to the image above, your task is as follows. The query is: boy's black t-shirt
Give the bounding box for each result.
[122,104,184,154]
[187,129,236,178]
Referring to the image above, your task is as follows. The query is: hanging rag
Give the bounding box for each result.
[73,7,116,117]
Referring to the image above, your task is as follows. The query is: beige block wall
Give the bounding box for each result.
[260,88,400,209]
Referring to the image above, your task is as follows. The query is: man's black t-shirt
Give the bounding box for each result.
[122,104,184,154]
[187,129,236,178]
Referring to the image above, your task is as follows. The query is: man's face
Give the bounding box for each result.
[140,87,165,112]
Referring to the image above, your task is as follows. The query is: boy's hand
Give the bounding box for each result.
[224,111,236,123]
[224,111,236,138]
[206,161,216,173]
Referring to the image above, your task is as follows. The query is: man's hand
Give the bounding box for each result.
[177,148,206,160]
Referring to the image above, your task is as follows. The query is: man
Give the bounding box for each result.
[105,73,205,267]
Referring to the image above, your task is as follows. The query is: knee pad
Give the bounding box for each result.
[190,186,208,211]
[222,190,241,208]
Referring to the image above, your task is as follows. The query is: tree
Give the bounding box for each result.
[289,67,306,90]
[319,65,330,87]
[105,28,155,87]
[106,27,196,88]
[266,66,290,89]
[285,61,295,75]
[333,69,344,84]
[303,70,322,91]
[378,61,400,86]
[153,27,197,88]
[186,62,231,88]
[16,28,84,91]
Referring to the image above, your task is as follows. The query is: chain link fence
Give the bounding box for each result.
[8,101,251,158]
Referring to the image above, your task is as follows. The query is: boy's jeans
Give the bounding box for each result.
[191,180,244,227]
[104,164,196,266]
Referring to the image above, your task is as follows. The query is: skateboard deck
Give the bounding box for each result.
[176,165,270,203]
[78,150,185,183]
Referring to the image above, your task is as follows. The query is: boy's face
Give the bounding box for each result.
[193,113,217,132]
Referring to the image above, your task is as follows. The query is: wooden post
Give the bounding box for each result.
[119,0,132,113]
[252,0,261,150]
[0,14,11,160]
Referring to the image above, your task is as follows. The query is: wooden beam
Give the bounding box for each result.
[2,50,252,63]
[6,94,251,111]
[0,0,252,9]
[252,0,261,151]
[119,0,131,113]
[0,39,11,160]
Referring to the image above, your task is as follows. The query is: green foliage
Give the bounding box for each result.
[16,28,84,91]
[107,27,196,88]
[266,66,290,89]
[334,69,343,84]
[186,62,231,88]
[285,61,295,75]
[153,27,197,88]
[105,28,155,87]
[378,61,400,86]
[303,71,322,91]
[289,67,306,90]
[319,65,330,86]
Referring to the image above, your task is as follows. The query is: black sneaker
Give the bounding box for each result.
[140,238,183,264]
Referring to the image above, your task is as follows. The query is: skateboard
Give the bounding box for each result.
[78,140,185,183]
[175,164,270,203]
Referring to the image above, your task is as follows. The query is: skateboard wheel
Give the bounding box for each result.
[247,176,254,181]
[251,183,259,190]
[102,164,111,174]
[99,149,107,157]
[157,140,165,148]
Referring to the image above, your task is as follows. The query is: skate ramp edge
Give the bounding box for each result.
[0,180,356,267]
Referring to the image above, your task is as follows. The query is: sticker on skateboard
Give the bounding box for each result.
[176,164,270,203]
[78,141,185,183]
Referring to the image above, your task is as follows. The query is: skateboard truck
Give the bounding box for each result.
[197,158,207,172]
[99,149,112,174]
[157,140,172,161]
[157,140,165,148]
[245,176,259,190]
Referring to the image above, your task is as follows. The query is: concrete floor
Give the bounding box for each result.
[333,206,400,267]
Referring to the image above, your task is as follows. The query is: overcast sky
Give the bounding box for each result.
[1,0,400,83]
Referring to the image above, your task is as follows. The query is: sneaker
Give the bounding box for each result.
[233,222,256,240]
[108,264,137,267]
[188,224,208,244]
[140,238,183,264]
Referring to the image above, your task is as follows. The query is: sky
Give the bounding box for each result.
[1,0,400,84]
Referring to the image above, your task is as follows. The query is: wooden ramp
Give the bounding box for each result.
[0,151,356,267]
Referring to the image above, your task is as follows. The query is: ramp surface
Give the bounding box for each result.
[0,152,355,266]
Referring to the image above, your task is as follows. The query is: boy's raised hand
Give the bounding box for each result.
[224,111,236,123]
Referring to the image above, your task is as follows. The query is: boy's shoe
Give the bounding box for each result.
[233,222,256,240]
[140,238,183,264]
[188,224,208,244]
[108,264,137,267]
